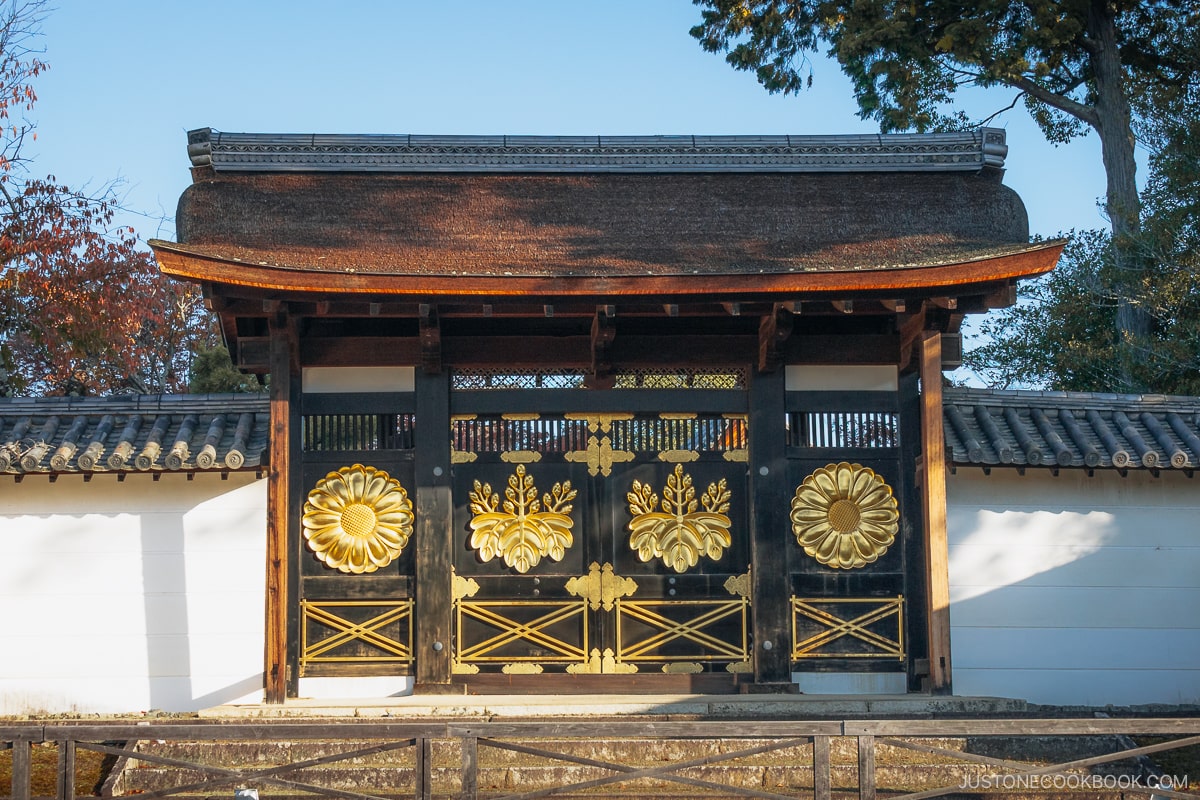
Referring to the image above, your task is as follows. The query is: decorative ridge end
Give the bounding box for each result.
[981,127,1008,171]
[187,128,214,168]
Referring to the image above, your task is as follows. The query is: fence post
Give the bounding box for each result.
[12,738,32,800]
[857,735,875,800]
[460,736,478,800]
[414,736,433,800]
[57,738,76,800]
[813,735,831,800]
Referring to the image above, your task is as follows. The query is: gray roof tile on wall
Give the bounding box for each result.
[5,387,1197,477]
[943,387,1200,471]
[0,394,268,476]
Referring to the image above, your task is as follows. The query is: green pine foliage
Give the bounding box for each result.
[691,0,1199,394]
[188,345,265,394]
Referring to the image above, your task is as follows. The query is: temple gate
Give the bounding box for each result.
[151,128,1062,699]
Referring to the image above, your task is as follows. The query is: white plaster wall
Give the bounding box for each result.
[947,468,1200,706]
[0,473,267,714]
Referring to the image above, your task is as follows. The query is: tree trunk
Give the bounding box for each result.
[1088,0,1151,390]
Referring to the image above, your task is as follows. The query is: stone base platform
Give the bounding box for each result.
[201,692,1028,719]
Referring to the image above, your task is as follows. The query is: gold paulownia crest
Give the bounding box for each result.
[790,462,900,569]
[302,464,415,574]
[468,464,577,574]
[627,464,733,573]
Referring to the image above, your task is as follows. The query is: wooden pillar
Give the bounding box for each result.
[264,315,294,704]
[919,331,953,693]
[748,365,792,685]
[414,370,454,690]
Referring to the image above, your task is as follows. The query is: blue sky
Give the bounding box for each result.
[31,0,1113,244]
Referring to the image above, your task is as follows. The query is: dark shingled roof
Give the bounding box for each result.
[943,387,1200,471]
[5,389,1199,478]
[0,394,268,476]
[165,128,1031,281]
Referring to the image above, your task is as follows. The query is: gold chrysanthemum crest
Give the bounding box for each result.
[302,464,414,574]
[468,464,577,574]
[627,464,732,573]
[791,462,899,569]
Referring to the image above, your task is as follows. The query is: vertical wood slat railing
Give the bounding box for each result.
[4,719,1200,800]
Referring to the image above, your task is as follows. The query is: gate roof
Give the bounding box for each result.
[151,128,1060,304]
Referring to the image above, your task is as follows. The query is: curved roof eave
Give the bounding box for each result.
[150,239,1065,303]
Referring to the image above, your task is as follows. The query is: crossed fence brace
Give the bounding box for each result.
[4,720,1200,800]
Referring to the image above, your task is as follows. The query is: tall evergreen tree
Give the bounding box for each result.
[692,0,1200,391]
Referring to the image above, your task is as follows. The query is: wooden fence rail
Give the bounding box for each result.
[3,719,1200,800]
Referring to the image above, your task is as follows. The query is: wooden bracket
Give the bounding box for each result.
[420,304,442,374]
[589,307,616,389]
[286,313,301,378]
[983,282,1018,309]
[757,304,794,373]
[897,306,930,373]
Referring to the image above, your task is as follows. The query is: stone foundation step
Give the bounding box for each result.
[201,693,1029,719]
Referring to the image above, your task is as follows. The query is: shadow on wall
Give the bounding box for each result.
[142,511,193,710]
[947,495,1200,706]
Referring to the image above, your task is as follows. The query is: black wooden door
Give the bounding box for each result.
[783,389,917,682]
[449,409,753,676]
[293,393,419,678]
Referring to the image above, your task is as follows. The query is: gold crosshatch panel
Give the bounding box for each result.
[300,600,414,671]
[453,598,590,673]
[790,596,905,661]
[616,597,751,671]
[451,565,753,674]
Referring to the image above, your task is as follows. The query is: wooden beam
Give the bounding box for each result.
[748,366,792,685]
[983,282,1017,308]
[264,315,293,704]
[919,331,952,693]
[414,371,456,692]
[785,334,900,366]
[420,305,442,374]
[302,336,422,367]
[757,306,793,372]
[897,307,929,373]
[589,307,616,389]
